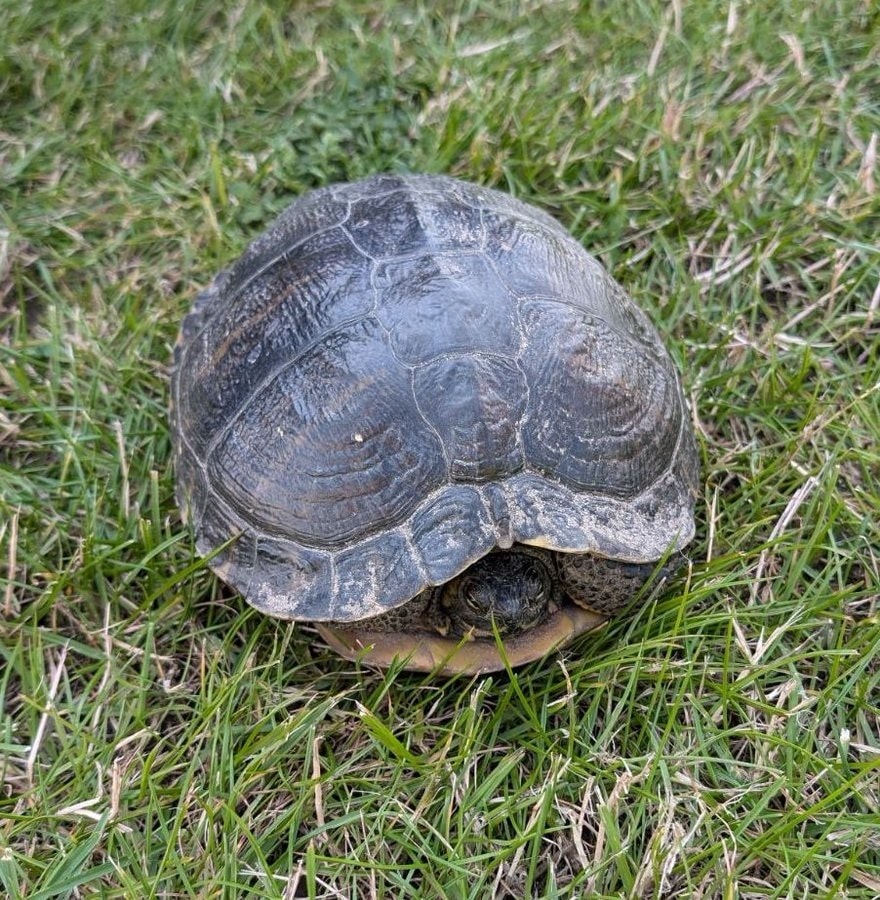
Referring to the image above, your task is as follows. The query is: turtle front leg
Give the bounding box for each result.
[340,586,451,636]
[555,553,675,617]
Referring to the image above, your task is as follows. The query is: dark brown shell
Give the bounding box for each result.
[170,174,699,626]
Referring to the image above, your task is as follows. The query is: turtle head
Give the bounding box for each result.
[441,549,554,637]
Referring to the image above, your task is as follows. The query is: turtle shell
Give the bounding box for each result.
[170,174,699,662]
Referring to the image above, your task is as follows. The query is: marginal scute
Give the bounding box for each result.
[331,531,424,622]
[453,182,567,235]
[171,441,208,528]
[246,535,331,620]
[192,497,255,588]
[506,471,694,563]
[409,487,495,585]
[484,482,516,548]
[673,414,702,499]
[177,272,228,345]
[330,173,411,202]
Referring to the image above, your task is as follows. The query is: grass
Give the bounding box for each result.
[1,0,878,896]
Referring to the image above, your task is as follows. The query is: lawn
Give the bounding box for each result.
[1,0,878,897]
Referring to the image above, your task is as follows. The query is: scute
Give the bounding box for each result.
[375,254,519,364]
[176,228,374,455]
[217,186,351,301]
[346,186,485,258]
[331,531,423,621]
[235,533,331,620]
[408,487,494,584]
[519,299,680,497]
[206,319,446,546]
[484,208,644,336]
[507,460,696,563]
[414,355,527,481]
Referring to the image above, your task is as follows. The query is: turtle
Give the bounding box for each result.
[170,173,700,674]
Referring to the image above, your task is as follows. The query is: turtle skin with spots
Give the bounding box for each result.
[170,174,700,674]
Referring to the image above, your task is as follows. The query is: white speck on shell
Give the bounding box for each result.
[353,432,364,443]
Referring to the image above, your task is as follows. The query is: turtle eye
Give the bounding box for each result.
[464,590,484,613]
[524,565,546,591]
